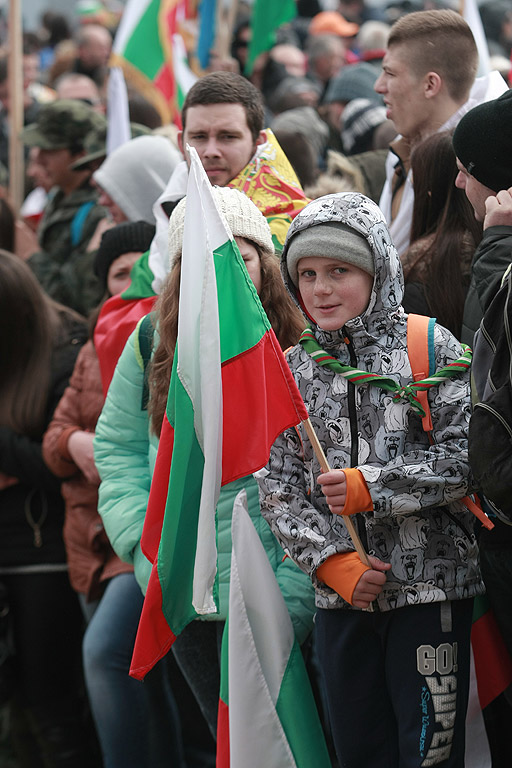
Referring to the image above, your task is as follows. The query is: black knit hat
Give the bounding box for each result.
[94,220,155,291]
[452,89,512,194]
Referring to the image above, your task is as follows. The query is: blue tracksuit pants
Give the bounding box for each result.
[315,599,473,768]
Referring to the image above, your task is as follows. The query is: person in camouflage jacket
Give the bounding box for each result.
[23,99,108,315]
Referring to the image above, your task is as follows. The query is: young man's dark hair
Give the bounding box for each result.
[181,71,264,142]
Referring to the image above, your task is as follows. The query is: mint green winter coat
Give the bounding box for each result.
[94,319,315,645]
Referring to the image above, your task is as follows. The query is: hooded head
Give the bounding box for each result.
[281,192,403,334]
[93,135,182,224]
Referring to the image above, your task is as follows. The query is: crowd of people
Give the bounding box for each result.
[1,0,512,766]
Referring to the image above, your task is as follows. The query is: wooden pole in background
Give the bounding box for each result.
[8,0,24,215]
[214,0,239,61]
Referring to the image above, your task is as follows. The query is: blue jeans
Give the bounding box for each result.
[82,572,185,768]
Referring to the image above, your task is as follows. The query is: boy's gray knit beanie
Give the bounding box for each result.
[286,221,374,286]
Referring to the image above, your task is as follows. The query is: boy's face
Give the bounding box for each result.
[297,257,373,331]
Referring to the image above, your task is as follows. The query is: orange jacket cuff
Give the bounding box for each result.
[341,468,373,516]
[316,551,370,604]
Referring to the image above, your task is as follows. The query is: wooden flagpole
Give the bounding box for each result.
[8,0,24,216]
[215,0,239,61]
[303,418,371,567]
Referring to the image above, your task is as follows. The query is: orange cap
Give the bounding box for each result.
[309,11,359,38]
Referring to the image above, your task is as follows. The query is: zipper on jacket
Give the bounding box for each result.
[344,330,372,560]
[442,507,473,542]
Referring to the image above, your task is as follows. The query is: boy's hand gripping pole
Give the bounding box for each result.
[303,418,371,567]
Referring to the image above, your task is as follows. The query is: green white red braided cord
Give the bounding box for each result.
[299,327,472,418]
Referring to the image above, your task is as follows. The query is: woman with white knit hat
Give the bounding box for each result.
[94,187,315,737]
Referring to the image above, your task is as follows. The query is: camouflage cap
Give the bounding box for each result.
[21,99,106,151]
[70,122,152,170]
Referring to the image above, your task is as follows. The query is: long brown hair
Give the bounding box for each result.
[0,250,61,437]
[148,245,305,436]
[407,131,482,336]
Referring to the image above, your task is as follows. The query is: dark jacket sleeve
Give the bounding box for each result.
[0,426,61,491]
[402,281,430,317]
[461,226,512,346]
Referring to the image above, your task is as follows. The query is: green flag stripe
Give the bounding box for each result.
[121,0,163,78]
[214,239,271,363]
[159,371,205,636]
[276,641,332,767]
[246,0,297,73]
[121,249,156,300]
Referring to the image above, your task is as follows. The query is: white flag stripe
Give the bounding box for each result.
[106,67,131,155]
[462,0,490,77]
[172,33,198,94]
[229,490,298,768]
[464,647,492,768]
[180,148,227,614]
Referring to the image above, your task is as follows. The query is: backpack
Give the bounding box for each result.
[468,267,512,524]
[407,313,492,530]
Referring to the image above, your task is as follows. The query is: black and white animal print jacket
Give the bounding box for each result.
[258,192,484,612]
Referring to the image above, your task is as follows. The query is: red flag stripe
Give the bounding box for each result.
[222,329,308,484]
[141,414,175,564]
[216,698,230,768]
[472,609,512,710]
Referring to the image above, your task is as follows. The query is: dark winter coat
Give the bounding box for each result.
[0,312,87,567]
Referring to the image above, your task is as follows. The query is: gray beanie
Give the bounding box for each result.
[169,186,275,266]
[323,62,382,106]
[286,221,374,286]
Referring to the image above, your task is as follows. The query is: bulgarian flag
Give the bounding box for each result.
[129,146,308,680]
[111,0,197,126]
[246,0,297,75]
[217,491,331,768]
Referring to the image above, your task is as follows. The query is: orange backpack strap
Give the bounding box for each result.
[406,315,494,530]
[406,313,435,433]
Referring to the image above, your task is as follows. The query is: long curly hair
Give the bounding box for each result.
[148,244,305,436]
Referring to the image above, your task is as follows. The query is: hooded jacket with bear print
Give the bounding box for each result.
[258,192,484,612]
